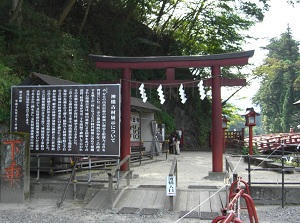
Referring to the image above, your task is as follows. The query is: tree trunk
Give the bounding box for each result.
[9,0,23,25]
[155,0,168,27]
[78,0,93,35]
[57,0,76,27]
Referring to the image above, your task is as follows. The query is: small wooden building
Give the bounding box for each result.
[130,97,162,153]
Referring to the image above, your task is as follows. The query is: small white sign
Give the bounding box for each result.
[166,176,176,196]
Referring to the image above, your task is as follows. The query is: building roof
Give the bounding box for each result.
[20,72,160,112]
[20,72,78,85]
[131,97,160,112]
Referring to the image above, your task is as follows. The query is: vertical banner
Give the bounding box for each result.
[10,84,120,156]
[1,132,30,203]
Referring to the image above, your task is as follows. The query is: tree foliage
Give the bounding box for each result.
[253,27,300,133]
[0,34,21,123]
[0,0,271,145]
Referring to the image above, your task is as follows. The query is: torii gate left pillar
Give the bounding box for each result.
[90,50,254,172]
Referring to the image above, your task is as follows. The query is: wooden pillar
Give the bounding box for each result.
[211,66,223,172]
[249,126,253,155]
[121,68,131,171]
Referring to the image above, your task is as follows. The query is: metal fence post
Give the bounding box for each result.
[108,173,113,209]
[127,158,130,186]
[281,140,285,208]
[247,155,251,187]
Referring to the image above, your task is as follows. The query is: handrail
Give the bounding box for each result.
[236,151,300,208]
[225,156,237,183]
[32,155,119,181]
[57,157,79,208]
[107,155,131,209]
[168,157,177,211]
[107,155,130,176]
[169,157,178,179]
[130,141,168,165]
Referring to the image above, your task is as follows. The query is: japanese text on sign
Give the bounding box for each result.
[11,84,120,156]
[166,175,176,196]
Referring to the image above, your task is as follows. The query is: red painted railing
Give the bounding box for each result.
[249,133,300,152]
[212,177,259,223]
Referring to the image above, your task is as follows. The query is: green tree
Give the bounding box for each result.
[0,34,22,123]
[0,0,271,146]
[152,0,269,55]
[0,64,21,123]
[253,27,300,133]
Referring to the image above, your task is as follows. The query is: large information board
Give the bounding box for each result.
[11,84,120,156]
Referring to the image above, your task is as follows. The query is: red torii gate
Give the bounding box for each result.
[90,50,254,172]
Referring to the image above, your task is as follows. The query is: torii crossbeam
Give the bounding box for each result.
[90,50,254,173]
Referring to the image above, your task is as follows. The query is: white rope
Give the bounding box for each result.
[173,149,276,223]
[227,155,243,183]
[250,144,282,171]
[174,156,245,222]
[173,184,228,223]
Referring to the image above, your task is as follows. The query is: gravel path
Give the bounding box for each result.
[1,151,300,222]
[1,198,300,223]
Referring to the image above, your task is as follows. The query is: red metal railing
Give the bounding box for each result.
[250,132,300,153]
[212,177,259,223]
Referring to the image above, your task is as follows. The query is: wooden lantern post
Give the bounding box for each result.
[243,107,260,155]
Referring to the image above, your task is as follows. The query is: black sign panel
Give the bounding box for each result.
[11,84,120,156]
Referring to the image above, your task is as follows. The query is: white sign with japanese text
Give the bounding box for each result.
[166,175,176,196]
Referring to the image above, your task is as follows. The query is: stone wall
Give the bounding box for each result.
[251,186,300,205]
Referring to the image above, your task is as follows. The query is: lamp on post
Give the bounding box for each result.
[222,115,229,153]
[243,107,260,155]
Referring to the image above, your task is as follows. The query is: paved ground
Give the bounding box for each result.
[0,151,300,223]
[127,150,300,188]
[27,150,300,222]
[129,150,229,189]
